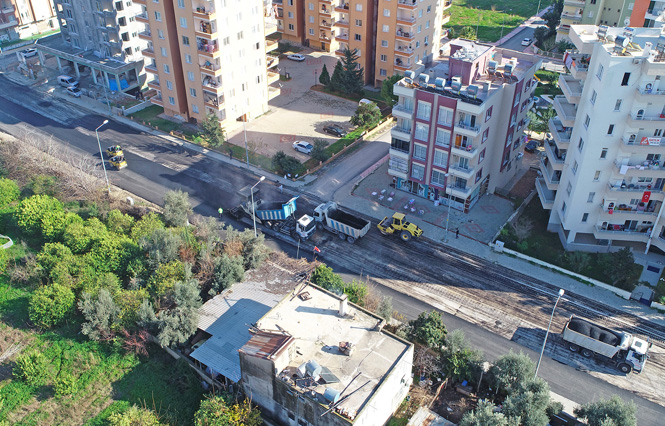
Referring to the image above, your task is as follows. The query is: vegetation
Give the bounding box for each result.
[327,49,364,95]
[200,113,226,148]
[319,63,331,86]
[310,264,369,305]
[311,139,330,162]
[163,189,193,227]
[406,310,447,350]
[527,106,556,135]
[381,74,402,106]
[351,102,382,128]
[534,70,563,97]
[271,150,303,176]
[194,394,262,426]
[574,396,637,426]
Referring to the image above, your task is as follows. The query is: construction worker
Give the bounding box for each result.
[218,207,223,218]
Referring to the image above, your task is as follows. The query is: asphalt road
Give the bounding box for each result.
[499,26,536,52]
[0,75,663,423]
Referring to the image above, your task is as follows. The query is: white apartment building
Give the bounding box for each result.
[540,24,665,253]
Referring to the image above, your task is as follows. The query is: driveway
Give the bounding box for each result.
[226,50,358,161]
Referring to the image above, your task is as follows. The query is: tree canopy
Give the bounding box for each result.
[574,395,637,426]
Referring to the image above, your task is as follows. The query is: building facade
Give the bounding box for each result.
[0,0,57,43]
[138,0,278,124]
[389,40,541,213]
[539,25,665,253]
[557,0,635,41]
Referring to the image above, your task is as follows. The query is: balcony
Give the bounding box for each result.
[320,7,331,15]
[141,47,155,57]
[395,46,415,57]
[623,134,663,147]
[319,32,331,41]
[195,24,217,40]
[608,182,663,193]
[392,104,414,119]
[266,39,279,52]
[448,185,471,198]
[452,143,477,157]
[193,7,216,21]
[204,95,224,109]
[334,3,350,12]
[396,28,415,41]
[200,62,222,77]
[147,79,160,89]
[548,118,571,148]
[268,86,281,100]
[136,13,149,23]
[540,159,561,189]
[335,32,349,41]
[627,112,665,128]
[394,59,410,72]
[334,19,349,27]
[335,49,346,57]
[614,158,663,174]
[566,53,589,79]
[145,63,158,73]
[267,70,280,84]
[561,12,582,22]
[544,140,566,170]
[138,31,152,41]
[151,96,163,106]
[265,20,278,35]
[553,96,576,127]
[536,178,555,210]
[397,0,417,10]
[266,54,279,70]
[559,74,582,104]
[396,15,416,25]
[450,164,475,179]
[320,19,332,28]
[564,0,585,5]
[202,79,223,95]
[392,126,412,141]
[593,226,650,243]
[600,204,658,217]
[454,121,481,137]
[198,43,220,58]
[389,146,410,160]
[636,85,665,101]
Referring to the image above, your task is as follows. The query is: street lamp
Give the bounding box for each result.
[444,173,452,242]
[535,289,565,379]
[95,120,111,194]
[251,176,266,237]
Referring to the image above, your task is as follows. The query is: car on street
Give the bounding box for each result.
[524,140,538,153]
[287,54,306,62]
[293,141,313,154]
[323,124,347,137]
[110,155,127,170]
[66,86,82,98]
[21,48,37,58]
[533,19,546,25]
[106,145,123,158]
[521,38,532,46]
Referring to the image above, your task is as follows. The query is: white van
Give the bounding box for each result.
[57,75,79,88]
[358,98,373,106]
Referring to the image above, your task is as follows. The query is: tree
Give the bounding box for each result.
[311,139,329,162]
[200,113,225,148]
[409,310,447,350]
[223,228,271,270]
[54,371,77,397]
[381,74,402,106]
[574,395,637,426]
[351,102,382,128]
[210,254,245,295]
[109,405,165,426]
[29,283,75,329]
[311,264,346,294]
[459,26,477,40]
[106,209,135,234]
[79,289,120,340]
[598,247,641,291]
[319,63,331,86]
[503,377,552,426]
[16,194,67,241]
[440,329,484,384]
[555,40,574,53]
[329,60,344,92]
[533,26,550,48]
[62,217,108,254]
[377,296,393,322]
[148,260,186,300]
[156,277,202,347]
[512,217,533,244]
[459,400,509,426]
[13,351,48,387]
[163,189,192,227]
[130,212,165,242]
[194,394,262,426]
[271,151,302,176]
[527,107,556,135]
[30,174,59,197]
[340,48,364,95]
[0,178,20,207]
[140,228,183,271]
[489,350,535,396]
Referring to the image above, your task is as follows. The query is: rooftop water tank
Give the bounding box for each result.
[323,387,341,404]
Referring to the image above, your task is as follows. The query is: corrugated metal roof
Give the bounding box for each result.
[240,330,293,359]
[407,407,457,426]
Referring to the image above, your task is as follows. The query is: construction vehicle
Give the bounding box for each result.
[562,316,651,374]
[228,185,316,240]
[312,202,371,244]
[377,212,423,241]
[106,145,123,158]
[109,155,127,170]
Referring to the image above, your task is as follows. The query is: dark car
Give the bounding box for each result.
[323,124,347,137]
[524,140,538,153]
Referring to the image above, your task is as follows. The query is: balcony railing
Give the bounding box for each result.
[630,113,665,121]
[198,44,219,54]
[397,0,417,7]
[393,104,413,113]
[453,143,477,154]
[396,29,415,39]
[638,87,665,96]
[608,182,662,193]
[595,225,650,236]
[456,122,480,133]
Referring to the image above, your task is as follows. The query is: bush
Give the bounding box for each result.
[210,254,245,295]
[106,209,135,234]
[79,289,120,340]
[350,102,381,128]
[14,352,48,387]
[0,178,20,207]
[29,283,76,329]
[271,151,302,176]
[163,190,192,227]
[30,174,59,197]
[194,395,262,426]
[140,228,183,271]
[54,372,77,397]
[408,310,447,350]
[311,139,329,162]
[109,405,164,426]
[311,264,345,294]
[62,217,108,254]
[16,194,67,240]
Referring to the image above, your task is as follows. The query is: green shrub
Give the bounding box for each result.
[30,175,59,197]
[106,209,135,234]
[108,405,164,426]
[130,212,165,242]
[0,178,20,207]
[62,217,108,254]
[54,372,77,397]
[311,139,330,162]
[14,352,48,387]
[15,194,67,240]
[271,151,302,176]
[28,283,76,328]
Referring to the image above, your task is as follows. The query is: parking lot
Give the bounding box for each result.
[226,49,359,161]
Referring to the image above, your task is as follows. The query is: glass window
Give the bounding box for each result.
[190,88,196,97]
[578,138,584,152]
[590,90,597,105]
[155,11,162,21]
[572,161,578,175]
[192,105,199,114]
[185,54,192,64]
[187,71,194,81]
[168,96,175,105]
[600,148,608,159]
[587,192,595,203]
[435,128,450,147]
[413,144,426,160]
[596,64,604,80]
[594,170,601,181]
[433,150,448,167]
[417,101,431,120]
[415,123,429,140]
[582,213,588,222]
[383,8,390,16]
[161,47,167,56]
[381,40,388,47]
[382,24,389,32]
[180,17,187,27]
[163,64,170,74]
[431,170,446,186]
[485,106,492,122]
[166,80,173,90]
[438,107,453,125]
[411,164,424,180]
[614,99,622,111]
[380,69,387,76]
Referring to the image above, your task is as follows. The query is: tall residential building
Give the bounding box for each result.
[538,25,665,253]
[275,0,451,86]
[138,0,279,124]
[0,0,57,43]
[632,0,665,28]
[389,40,541,213]
[557,0,635,41]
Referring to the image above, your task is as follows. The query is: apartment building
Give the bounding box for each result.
[138,0,279,124]
[539,25,665,253]
[557,0,634,41]
[0,0,57,43]
[275,0,450,86]
[389,40,541,213]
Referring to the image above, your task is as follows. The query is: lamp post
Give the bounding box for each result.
[535,289,565,379]
[95,120,111,194]
[444,173,452,242]
[251,176,266,237]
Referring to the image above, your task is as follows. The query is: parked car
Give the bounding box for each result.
[66,86,82,98]
[323,124,347,137]
[287,54,306,62]
[524,140,538,153]
[21,48,37,58]
[521,38,532,46]
[293,141,313,154]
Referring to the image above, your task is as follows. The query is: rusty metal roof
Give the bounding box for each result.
[240,330,293,359]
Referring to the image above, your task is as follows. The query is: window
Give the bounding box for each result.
[380,54,387,62]
[566,182,572,195]
[190,88,196,97]
[590,90,597,105]
[587,192,595,203]
[185,54,192,64]
[415,123,429,140]
[355,19,362,26]
[438,107,453,126]
[186,71,194,81]
[475,169,482,183]
[482,129,489,143]
[584,114,590,129]
[154,11,162,21]
[436,128,450,147]
[413,144,426,160]
[166,80,173,90]
[163,64,170,74]
[621,72,630,86]
[356,3,362,11]
[158,29,164,39]
[382,24,389,32]
[614,99,622,111]
[596,64,604,80]
[578,138,584,152]
[479,149,485,163]
[572,160,578,175]
[380,69,387,76]
[383,8,390,16]
[417,25,421,33]
[607,124,614,135]
[562,201,567,215]
[168,96,175,105]
[180,17,187,27]
[582,213,589,222]
[391,138,410,153]
[192,105,199,114]
[160,47,167,57]
[288,23,294,30]
[309,16,314,23]
[309,28,314,35]
[308,2,313,10]
[381,40,388,47]
[355,34,362,41]
[411,164,425,180]
[237,31,243,40]
[417,101,431,120]
[600,148,608,159]
[433,150,448,167]
[593,170,601,181]
[485,106,492,122]
[177,0,184,7]
[431,170,446,186]
[223,36,230,45]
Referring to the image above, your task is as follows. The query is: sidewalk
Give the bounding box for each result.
[494,6,552,46]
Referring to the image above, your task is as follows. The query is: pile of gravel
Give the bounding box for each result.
[568,317,621,346]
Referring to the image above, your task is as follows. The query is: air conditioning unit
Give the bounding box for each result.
[633,59,641,64]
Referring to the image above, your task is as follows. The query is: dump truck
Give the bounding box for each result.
[561,316,651,374]
[228,185,316,240]
[377,212,423,241]
[312,201,371,244]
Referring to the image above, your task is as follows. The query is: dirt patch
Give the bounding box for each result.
[430,385,477,424]
[508,168,538,200]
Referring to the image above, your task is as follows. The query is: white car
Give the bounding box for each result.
[287,54,306,62]
[293,141,313,154]
[521,38,532,46]
[21,48,37,58]
[66,86,82,98]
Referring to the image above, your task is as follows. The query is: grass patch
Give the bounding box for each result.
[128,106,198,138]
[445,0,552,42]
[0,29,61,49]
[534,70,563,97]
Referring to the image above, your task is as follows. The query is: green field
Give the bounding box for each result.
[445,0,553,42]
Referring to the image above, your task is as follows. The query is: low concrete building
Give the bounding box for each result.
[239,285,413,426]
[0,0,57,43]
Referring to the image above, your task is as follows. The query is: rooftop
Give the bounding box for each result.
[36,34,141,71]
[570,25,665,61]
[249,285,411,419]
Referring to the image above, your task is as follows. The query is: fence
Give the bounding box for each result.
[123,99,153,115]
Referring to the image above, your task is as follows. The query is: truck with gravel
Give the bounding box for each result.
[312,201,371,244]
[561,316,651,374]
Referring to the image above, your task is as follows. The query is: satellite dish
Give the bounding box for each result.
[624,17,630,26]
